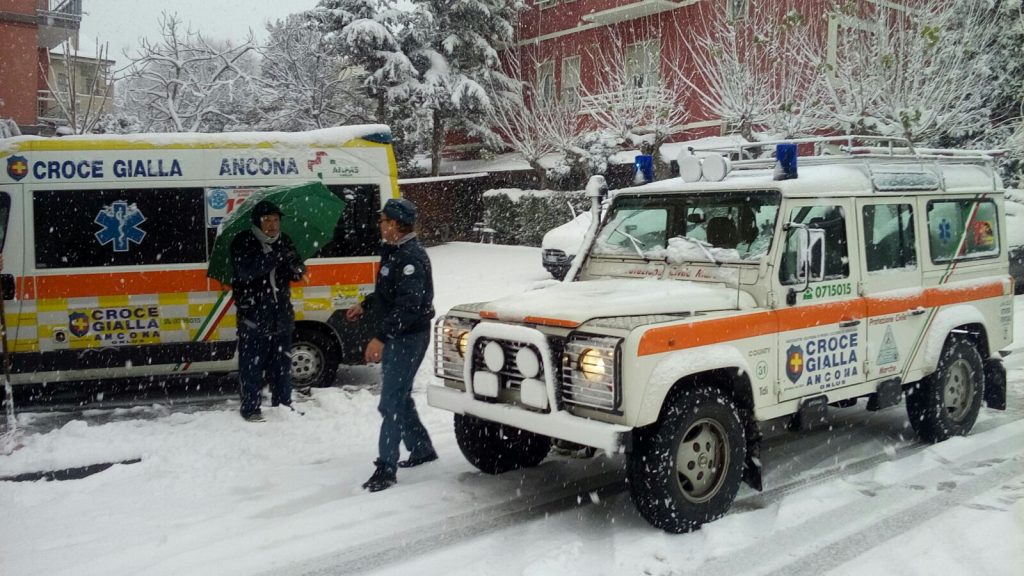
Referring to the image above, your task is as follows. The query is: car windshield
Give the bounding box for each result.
[592,191,781,264]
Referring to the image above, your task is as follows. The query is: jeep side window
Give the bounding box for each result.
[779,205,849,284]
[863,204,916,272]
[927,199,999,263]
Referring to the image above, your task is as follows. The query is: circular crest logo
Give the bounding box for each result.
[208,189,229,210]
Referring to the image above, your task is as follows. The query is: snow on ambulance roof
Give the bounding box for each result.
[616,160,1000,198]
[0,125,392,155]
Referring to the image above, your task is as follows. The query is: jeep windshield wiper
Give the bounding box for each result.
[674,235,720,266]
[618,229,647,258]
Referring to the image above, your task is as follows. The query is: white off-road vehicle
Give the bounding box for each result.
[429,136,1012,533]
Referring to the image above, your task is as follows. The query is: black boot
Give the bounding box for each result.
[361,463,396,492]
[398,451,438,469]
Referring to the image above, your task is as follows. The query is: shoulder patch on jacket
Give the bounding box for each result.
[403,264,415,276]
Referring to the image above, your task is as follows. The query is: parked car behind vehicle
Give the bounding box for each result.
[540,211,591,280]
[1005,191,1024,293]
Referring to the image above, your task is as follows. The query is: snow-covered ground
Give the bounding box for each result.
[2,242,1023,576]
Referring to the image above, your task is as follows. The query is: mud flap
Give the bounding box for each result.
[742,416,763,491]
[984,359,1006,411]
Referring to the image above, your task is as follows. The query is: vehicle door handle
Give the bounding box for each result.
[838,319,861,328]
[910,308,927,316]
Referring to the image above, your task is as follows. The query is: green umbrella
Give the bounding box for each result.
[207,181,346,285]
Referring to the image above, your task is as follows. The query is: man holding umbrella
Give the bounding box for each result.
[231,200,307,422]
[347,198,437,492]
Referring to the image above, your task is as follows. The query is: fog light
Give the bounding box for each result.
[483,341,505,372]
[515,347,541,378]
[520,378,548,409]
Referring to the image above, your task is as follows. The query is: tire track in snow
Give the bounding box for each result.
[279,411,1023,575]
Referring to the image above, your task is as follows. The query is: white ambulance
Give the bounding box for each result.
[0,125,398,392]
[429,136,1012,533]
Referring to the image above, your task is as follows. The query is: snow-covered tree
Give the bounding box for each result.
[807,0,999,147]
[40,37,115,134]
[406,0,525,175]
[121,12,255,132]
[255,15,371,131]
[679,2,821,141]
[577,27,689,177]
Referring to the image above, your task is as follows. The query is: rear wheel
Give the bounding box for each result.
[291,327,340,389]
[454,414,551,474]
[627,386,746,533]
[906,336,984,443]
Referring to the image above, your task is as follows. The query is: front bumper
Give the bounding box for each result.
[428,384,632,454]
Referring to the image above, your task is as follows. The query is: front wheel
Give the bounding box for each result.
[291,327,340,389]
[454,414,551,474]
[906,336,984,443]
[627,386,746,533]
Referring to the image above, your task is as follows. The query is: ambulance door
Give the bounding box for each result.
[856,199,927,381]
[0,189,20,359]
[774,199,867,402]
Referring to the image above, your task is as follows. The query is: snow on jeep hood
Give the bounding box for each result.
[480,278,757,327]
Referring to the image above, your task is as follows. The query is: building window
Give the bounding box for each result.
[625,40,661,89]
[727,0,749,20]
[536,61,555,103]
[561,56,580,104]
[537,0,556,10]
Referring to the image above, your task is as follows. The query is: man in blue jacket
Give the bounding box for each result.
[231,200,307,422]
[347,198,437,492]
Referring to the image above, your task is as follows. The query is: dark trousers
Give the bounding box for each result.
[238,325,292,417]
[376,330,434,470]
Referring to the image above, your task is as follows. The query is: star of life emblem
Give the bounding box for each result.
[95,201,147,252]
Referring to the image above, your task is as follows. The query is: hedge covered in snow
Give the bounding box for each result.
[482,189,590,246]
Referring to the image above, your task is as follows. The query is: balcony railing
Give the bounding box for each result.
[578,86,673,115]
[37,89,114,124]
[37,0,82,26]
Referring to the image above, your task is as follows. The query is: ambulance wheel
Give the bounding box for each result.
[627,386,746,533]
[454,414,551,474]
[906,336,984,443]
[291,328,339,388]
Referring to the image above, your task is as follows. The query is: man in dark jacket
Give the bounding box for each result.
[231,200,307,422]
[347,198,436,491]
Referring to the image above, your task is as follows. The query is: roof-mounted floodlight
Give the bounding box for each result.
[702,154,731,182]
[678,148,702,183]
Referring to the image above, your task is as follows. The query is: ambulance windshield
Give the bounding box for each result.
[592,191,780,264]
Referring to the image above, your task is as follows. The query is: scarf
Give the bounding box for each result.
[252,225,280,295]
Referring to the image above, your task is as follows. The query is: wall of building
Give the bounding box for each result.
[0,0,42,125]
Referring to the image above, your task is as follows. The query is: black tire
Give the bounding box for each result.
[454,414,552,474]
[906,336,984,443]
[627,386,746,533]
[291,327,340,388]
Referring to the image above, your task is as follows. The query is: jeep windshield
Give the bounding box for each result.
[592,191,781,264]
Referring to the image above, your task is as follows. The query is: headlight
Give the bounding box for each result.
[562,336,620,411]
[578,348,607,381]
[434,315,477,382]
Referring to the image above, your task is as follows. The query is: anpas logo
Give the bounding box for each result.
[786,344,804,383]
[95,201,147,252]
[69,311,90,337]
[6,155,29,181]
[208,188,229,210]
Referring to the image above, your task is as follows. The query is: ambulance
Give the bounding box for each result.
[0,125,398,392]
[429,136,1012,533]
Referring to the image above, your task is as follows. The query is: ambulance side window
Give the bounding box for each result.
[863,204,916,272]
[779,205,849,284]
[0,191,9,250]
[313,185,381,258]
[927,199,999,262]
[34,188,208,269]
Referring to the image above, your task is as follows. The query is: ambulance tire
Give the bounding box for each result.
[627,386,746,534]
[290,328,340,389]
[454,414,551,475]
[906,336,984,443]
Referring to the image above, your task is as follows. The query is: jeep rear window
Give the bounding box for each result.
[927,199,999,263]
[592,191,780,263]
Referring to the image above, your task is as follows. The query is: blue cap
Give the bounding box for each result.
[381,198,417,225]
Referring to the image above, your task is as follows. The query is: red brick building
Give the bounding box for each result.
[0,0,83,135]
[511,0,837,142]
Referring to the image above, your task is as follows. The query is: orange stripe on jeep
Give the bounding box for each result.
[524,316,580,328]
[637,279,1005,357]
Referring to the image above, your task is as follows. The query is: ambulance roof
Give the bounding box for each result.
[618,158,1001,198]
[0,125,392,155]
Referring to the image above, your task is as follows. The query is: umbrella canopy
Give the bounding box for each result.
[207,181,346,285]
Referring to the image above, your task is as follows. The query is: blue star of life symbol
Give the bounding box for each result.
[938,219,952,243]
[95,201,147,252]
